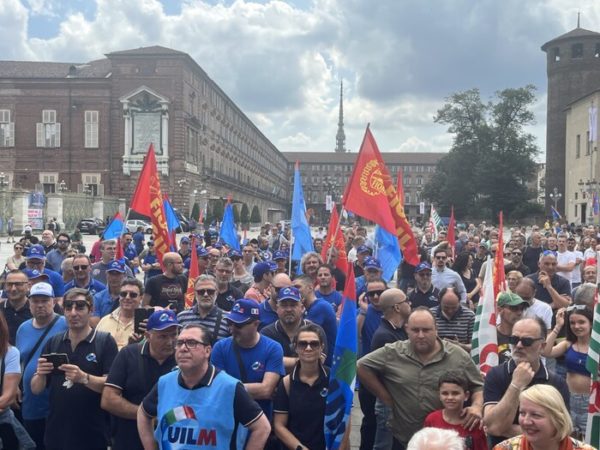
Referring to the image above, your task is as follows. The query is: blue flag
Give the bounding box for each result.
[551,206,562,221]
[220,202,240,251]
[163,198,181,234]
[102,212,125,240]
[324,266,357,449]
[374,225,402,283]
[291,162,314,262]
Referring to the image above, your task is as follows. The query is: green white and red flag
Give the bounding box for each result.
[585,252,600,447]
[471,257,498,374]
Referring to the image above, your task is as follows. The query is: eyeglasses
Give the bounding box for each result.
[27,260,44,266]
[367,290,385,298]
[508,335,543,347]
[566,304,587,312]
[512,252,522,256]
[196,288,216,296]
[175,339,210,350]
[5,281,28,287]
[119,291,139,299]
[229,321,251,329]
[296,340,321,350]
[64,300,89,310]
[57,240,69,244]
[73,265,89,271]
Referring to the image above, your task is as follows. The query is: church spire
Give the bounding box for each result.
[335,80,347,153]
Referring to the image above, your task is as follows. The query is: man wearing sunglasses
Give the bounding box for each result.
[408,262,439,309]
[211,299,285,424]
[177,275,231,341]
[139,323,270,450]
[64,254,106,296]
[431,247,467,304]
[483,316,570,447]
[46,232,71,272]
[103,309,179,450]
[503,248,530,276]
[495,292,529,364]
[32,287,118,450]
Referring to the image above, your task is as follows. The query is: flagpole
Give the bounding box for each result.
[288,226,294,276]
[326,205,345,265]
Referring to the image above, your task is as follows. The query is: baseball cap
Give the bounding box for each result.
[357,245,372,255]
[497,292,528,308]
[23,269,49,281]
[180,237,190,244]
[253,261,273,279]
[364,257,382,270]
[106,260,126,273]
[28,282,54,298]
[273,250,287,261]
[146,309,181,331]
[228,249,242,258]
[226,299,260,324]
[212,242,223,250]
[267,261,278,272]
[197,246,209,257]
[277,286,301,302]
[26,244,46,260]
[414,262,432,273]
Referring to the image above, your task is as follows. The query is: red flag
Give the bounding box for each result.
[341,260,357,311]
[184,237,199,309]
[115,237,124,261]
[130,144,170,267]
[447,206,456,259]
[342,127,419,265]
[321,203,348,274]
[493,212,506,299]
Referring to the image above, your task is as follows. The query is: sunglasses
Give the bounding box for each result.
[73,265,89,271]
[508,335,543,347]
[64,300,89,310]
[57,240,69,244]
[196,288,216,296]
[367,290,385,298]
[566,304,587,312]
[296,340,321,350]
[512,252,522,256]
[119,291,139,299]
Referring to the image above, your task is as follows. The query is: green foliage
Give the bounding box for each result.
[190,203,200,221]
[250,205,261,224]
[212,199,224,222]
[423,85,539,219]
[240,203,250,227]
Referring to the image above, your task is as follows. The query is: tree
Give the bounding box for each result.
[423,85,539,219]
[240,203,250,228]
[250,205,261,224]
[190,203,200,221]
[212,199,224,223]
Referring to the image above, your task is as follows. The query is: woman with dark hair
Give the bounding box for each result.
[451,252,479,308]
[5,243,25,271]
[0,313,33,448]
[273,323,345,450]
[543,305,593,438]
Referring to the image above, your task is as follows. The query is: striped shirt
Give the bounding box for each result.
[429,305,475,344]
[177,305,230,341]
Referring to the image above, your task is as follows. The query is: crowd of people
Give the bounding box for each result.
[0,219,597,449]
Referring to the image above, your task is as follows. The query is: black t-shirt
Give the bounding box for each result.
[331,267,346,292]
[216,285,244,312]
[105,341,177,450]
[261,320,328,358]
[370,319,407,351]
[496,329,511,364]
[42,329,118,450]
[408,286,440,309]
[0,300,32,345]
[144,274,188,310]
[142,365,263,429]
[526,272,571,305]
[522,246,543,274]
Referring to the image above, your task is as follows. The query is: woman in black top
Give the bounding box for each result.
[273,324,331,450]
[452,252,480,307]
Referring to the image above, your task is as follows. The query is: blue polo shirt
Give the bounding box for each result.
[64,278,106,297]
[44,268,65,297]
[93,288,120,318]
[315,289,343,314]
[257,300,278,330]
[305,298,337,366]
[360,303,383,357]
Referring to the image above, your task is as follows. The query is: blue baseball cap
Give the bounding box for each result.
[23,269,49,280]
[273,250,287,261]
[228,249,242,258]
[415,262,432,273]
[146,309,181,331]
[26,244,46,260]
[253,261,273,279]
[212,242,223,250]
[364,256,382,270]
[180,237,190,244]
[267,261,278,272]
[277,286,301,302]
[226,299,260,324]
[357,245,372,255]
[197,247,209,257]
[106,260,126,273]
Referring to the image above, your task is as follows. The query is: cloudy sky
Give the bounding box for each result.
[1,0,599,160]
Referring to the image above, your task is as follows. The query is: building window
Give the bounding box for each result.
[572,43,584,59]
[553,47,560,62]
[39,172,57,194]
[85,111,99,148]
[576,134,581,158]
[416,176,423,185]
[405,193,411,204]
[81,173,102,196]
[0,110,14,147]
[36,110,61,148]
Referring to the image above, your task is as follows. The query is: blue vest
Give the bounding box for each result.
[155,369,247,450]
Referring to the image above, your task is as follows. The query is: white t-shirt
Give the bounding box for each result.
[524,299,553,330]
[557,250,576,284]
[571,250,583,284]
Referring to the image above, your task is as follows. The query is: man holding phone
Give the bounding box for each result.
[102,309,180,450]
[31,287,118,450]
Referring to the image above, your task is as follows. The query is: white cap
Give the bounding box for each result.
[28,282,54,298]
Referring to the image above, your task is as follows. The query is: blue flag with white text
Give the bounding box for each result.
[551,206,562,221]
[291,162,314,262]
[220,202,240,251]
[374,225,402,282]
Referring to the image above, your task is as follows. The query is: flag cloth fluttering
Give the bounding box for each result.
[429,204,441,241]
[374,225,402,283]
[447,206,456,259]
[321,203,348,273]
[586,252,600,447]
[493,212,506,299]
[184,237,199,310]
[129,144,170,267]
[324,262,357,449]
[220,200,240,251]
[291,161,314,262]
[103,212,125,240]
[551,206,562,221]
[163,196,181,251]
[471,257,499,374]
[342,126,419,266]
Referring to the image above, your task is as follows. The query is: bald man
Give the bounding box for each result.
[142,252,188,311]
[371,289,410,351]
[258,273,292,330]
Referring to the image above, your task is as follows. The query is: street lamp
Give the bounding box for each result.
[578,179,598,222]
[549,187,562,210]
